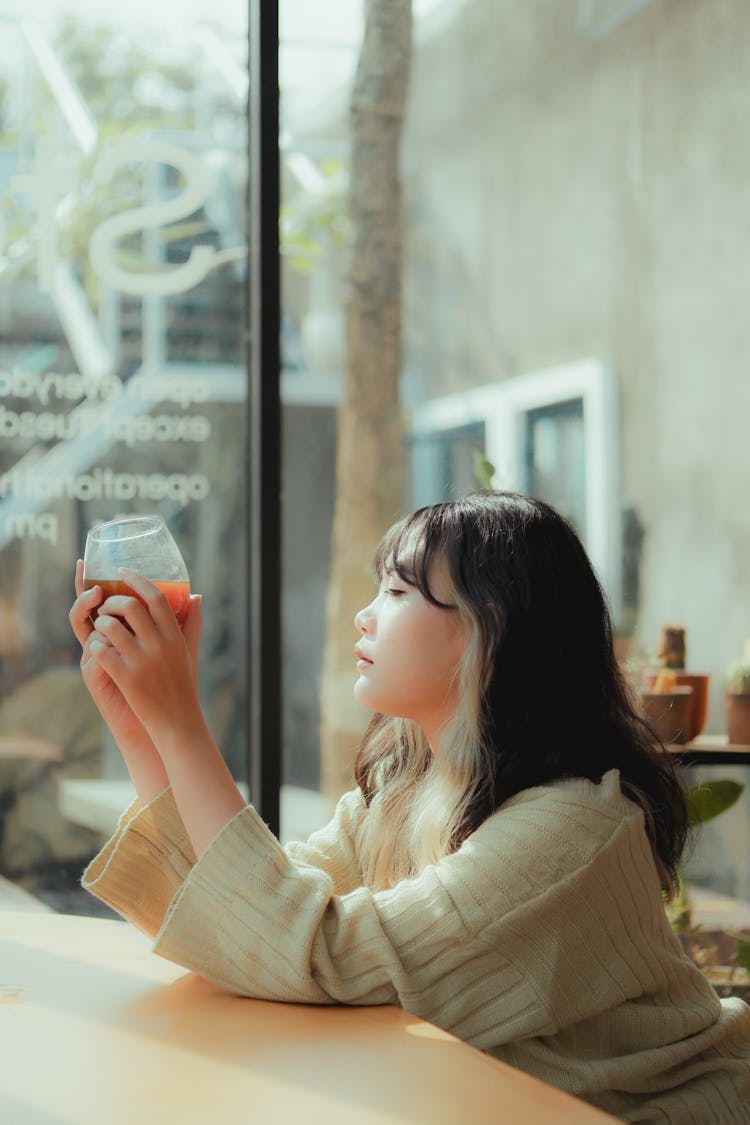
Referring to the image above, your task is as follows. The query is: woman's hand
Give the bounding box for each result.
[83,568,245,855]
[85,567,203,757]
[69,560,200,801]
[69,560,151,752]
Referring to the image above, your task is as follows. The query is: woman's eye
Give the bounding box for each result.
[385,587,407,597]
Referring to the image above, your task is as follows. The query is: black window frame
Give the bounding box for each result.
[246,0,281,835]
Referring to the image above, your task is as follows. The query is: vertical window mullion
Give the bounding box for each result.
[246,0,281,835]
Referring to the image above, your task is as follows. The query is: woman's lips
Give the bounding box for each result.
[354,645,373,667]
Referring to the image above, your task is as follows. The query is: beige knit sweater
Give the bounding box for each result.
[82,769,750,1123]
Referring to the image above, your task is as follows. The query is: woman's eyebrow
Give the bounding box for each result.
[389,561,418,584]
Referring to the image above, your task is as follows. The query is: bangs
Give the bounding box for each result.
[373,507,455,609]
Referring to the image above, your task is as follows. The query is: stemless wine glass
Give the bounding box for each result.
[83,515,191,624]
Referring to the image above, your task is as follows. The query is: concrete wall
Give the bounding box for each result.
[402,0,750,735]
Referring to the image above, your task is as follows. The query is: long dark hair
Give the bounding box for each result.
[354,490,688,893]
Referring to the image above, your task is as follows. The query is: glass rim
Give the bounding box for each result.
[86,515,165,543]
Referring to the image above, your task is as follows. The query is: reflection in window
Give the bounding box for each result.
[0,6,248,909]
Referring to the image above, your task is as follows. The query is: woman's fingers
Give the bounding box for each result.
[69,581,103,645]
[118,568,182,633]
[95,593,153,640]
[86,632,127,681]
[89,572,182,643]
[93,611,142,653]
[80,634,112,681]
[81,568,199,739]
[79,628,119,696]
[182,595,202,683]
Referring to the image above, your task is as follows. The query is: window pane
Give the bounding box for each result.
[525,400,586,537]
[278,5,352,840]
[0,4,248,909]
[279,0,750,926]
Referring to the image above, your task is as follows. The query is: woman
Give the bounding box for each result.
[70,491,750,1122]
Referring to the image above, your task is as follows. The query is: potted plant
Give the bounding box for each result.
[640,624,710,743]
[726,645,750,746]
[667,779,750,999]
[640,676,694,744]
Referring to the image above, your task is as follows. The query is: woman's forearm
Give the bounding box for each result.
[116,729,170,805]
[150,713,246,856]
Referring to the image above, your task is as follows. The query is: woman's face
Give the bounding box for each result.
[353,553,468,748]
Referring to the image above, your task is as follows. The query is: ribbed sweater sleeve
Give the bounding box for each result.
[81,787,368,938]
[284,790,365,893]
[152,800,508,1008]
[81,771,750,1121]
[80,772,679,1021]
[82,787,196,937]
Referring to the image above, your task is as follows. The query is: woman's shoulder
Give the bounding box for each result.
[440,771,650,930]
[460,770,643,875]
[495,768,636,825]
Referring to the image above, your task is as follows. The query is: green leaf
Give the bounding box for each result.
[685,780,745,827]
[735,939,750,974]
[472,449,496,489]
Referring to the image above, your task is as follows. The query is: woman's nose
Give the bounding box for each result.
[354,604,372,634]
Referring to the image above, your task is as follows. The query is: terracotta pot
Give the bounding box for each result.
[675,673,710,739]
[640,686,694,744]
[726,692,750,746]
[642,672,710,741]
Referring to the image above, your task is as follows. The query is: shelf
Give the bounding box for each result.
[671,736,750,766]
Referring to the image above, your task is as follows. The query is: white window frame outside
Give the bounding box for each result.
[409,357,622,620]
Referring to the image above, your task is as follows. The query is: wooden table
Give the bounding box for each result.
[0,911,614,1124]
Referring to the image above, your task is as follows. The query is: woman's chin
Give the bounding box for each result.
[353,679,371,707]
[354,679,387,714]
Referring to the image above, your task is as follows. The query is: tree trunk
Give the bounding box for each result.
[320,0,412,804]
